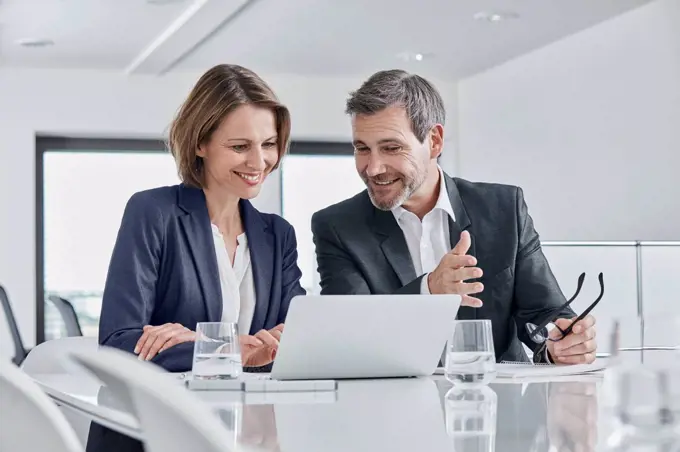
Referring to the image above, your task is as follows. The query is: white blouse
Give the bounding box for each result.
[210,224,256,335]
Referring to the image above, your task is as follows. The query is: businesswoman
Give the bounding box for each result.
[97,64,305,373]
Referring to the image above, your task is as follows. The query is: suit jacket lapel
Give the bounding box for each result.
[177,185,222,323]
[372,208,417,286]
[444,173,471,235]
[241,200,273,334]
[444,175,477,320]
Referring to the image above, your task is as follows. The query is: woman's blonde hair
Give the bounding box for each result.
[168,64,291,188]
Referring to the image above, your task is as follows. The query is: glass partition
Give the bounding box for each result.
[542,241,680,350]
[640,242,680,315]
[541,242,639,348]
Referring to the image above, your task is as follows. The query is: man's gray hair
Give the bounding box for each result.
[345,69,446,143]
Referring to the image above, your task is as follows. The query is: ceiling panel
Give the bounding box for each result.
[0,0,190,69]
[0,0,655,79]
[176,0,653,78]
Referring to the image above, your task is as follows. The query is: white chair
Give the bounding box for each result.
[0,361,83,452]
[70,347,246,452]
[21,336,98,376]
[20,337,99,448]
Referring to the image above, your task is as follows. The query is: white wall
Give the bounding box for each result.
[457,0,680,241]
[0,68,457,357]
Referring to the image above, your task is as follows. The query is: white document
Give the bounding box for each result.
[185,372,337,392]
[495,360,607,378]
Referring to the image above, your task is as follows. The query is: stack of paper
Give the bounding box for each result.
[184,372,338,392]
[495,360,606,378]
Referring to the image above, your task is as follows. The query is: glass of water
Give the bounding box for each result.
[445,319,496,386]
[601,315,680,446]
[192,322,242,380]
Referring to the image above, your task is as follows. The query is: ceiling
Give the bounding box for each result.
[0,0,654,79]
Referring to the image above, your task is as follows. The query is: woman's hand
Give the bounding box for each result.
[240,324,284,368]
[134,323,196,361]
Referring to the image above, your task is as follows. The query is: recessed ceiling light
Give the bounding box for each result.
[473,11,519,23]
[16,38,54,48]
[396,52,431,62]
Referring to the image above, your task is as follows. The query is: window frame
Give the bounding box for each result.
[35,136,352,343]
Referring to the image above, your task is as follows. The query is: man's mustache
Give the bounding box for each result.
[361,173,403,182]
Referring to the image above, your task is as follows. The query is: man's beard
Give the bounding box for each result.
[362,170,427,211]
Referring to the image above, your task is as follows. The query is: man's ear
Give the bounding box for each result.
[429,124,444,160]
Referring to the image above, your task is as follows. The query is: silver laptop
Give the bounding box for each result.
[270,294,461,380]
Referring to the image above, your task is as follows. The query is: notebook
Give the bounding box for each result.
[184,372,338,392]
[495,359,606,378]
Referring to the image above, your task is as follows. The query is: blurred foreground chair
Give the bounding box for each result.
[22,336,97,375]
[70,346,251,452]
[21,336,99,447]
[0,361,83,452]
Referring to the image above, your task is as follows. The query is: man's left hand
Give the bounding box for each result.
[547,315,597,364]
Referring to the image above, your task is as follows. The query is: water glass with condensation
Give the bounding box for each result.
[192,322,242,380]
[445,319,496,386]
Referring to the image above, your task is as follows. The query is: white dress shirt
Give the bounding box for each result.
[211,225,256,335]
[391,167,455,294]
[392,169,550,362]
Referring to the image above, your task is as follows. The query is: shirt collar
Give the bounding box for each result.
[392,166,456,221]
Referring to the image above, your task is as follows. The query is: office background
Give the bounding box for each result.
[0,0,678,358]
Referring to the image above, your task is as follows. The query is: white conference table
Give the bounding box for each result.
[30,368,678,452]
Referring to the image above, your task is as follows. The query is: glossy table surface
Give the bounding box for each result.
[30,368,679,452]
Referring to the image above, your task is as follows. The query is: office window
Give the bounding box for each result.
[281,154,365,293]
[39,139,177,340]
[37,138,356,341]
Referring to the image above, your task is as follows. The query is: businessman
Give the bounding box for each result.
[311,69,597,364]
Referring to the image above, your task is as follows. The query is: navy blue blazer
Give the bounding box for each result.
[98,184,305,372]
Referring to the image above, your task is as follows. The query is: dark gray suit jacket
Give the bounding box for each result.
[311,173,573,363]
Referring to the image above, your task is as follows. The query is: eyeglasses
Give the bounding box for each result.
[526,272,604,344]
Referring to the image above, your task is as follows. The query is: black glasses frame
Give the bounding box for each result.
[526,272,604,344]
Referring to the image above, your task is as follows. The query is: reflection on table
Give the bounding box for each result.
[34,369,680,452]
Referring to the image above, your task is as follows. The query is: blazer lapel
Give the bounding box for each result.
[372,208,417,286]
[177,185,222,322]
[241,200,273,334]
[444,173,471,237]
[444,175,477,320]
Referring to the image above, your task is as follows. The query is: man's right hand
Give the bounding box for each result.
[427,231,484,307]
[240,324,285,368]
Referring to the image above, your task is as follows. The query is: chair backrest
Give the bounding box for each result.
[20,337,100,449]
[22,337,98,376]
[0,285,29,366]
[0,361,83,452]
[70,347,241,452]
[48,296,83,337]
